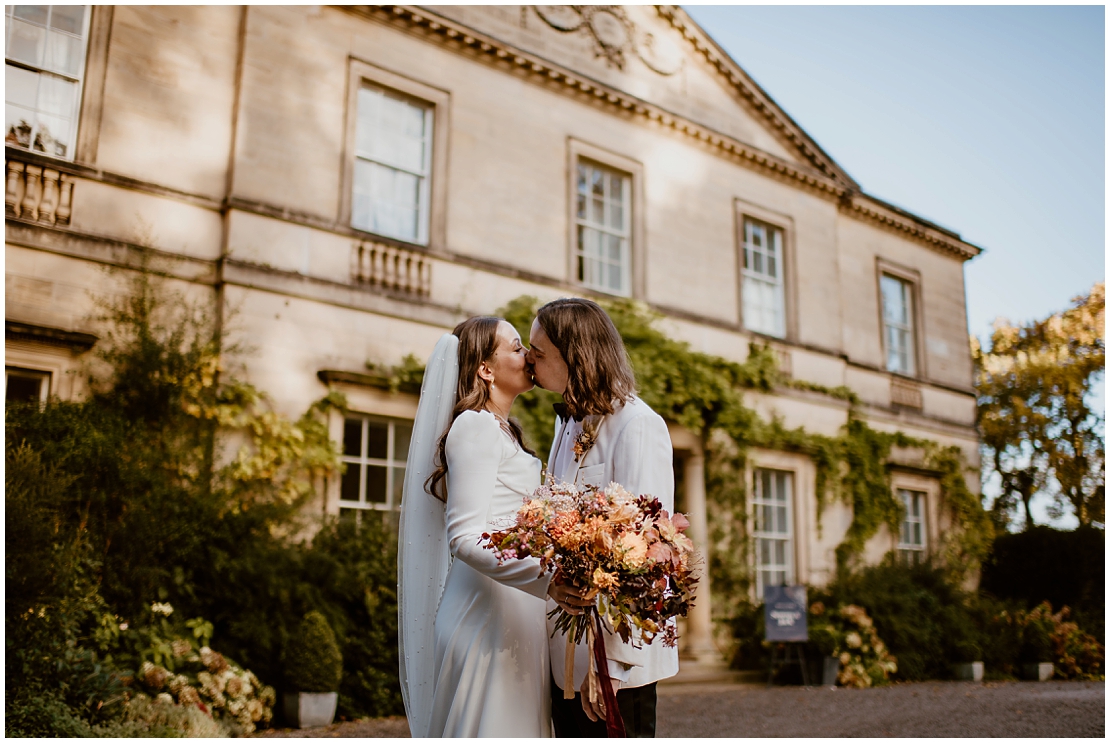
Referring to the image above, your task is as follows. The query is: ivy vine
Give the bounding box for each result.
[379,297,992,621]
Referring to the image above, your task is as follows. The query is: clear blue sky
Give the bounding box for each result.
[686,4,1105,527]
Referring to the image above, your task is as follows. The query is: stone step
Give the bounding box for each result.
[660,666,763,686]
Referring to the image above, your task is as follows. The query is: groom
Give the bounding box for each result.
[526,297,679,738]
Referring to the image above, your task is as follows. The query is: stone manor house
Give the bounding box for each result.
[5,5,982,664]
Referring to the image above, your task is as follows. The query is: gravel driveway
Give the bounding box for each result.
[255,680,1104,738]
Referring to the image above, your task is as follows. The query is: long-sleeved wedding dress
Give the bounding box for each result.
[425,409,552,737]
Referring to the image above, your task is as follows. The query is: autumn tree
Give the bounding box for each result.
[974,283,1105,530]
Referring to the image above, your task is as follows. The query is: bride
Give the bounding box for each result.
[398,317,587,737]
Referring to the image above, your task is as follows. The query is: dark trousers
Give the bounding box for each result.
[550,675,657,738]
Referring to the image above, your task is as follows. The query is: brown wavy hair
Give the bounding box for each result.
[424,316,534,501]
[535,297,636,418]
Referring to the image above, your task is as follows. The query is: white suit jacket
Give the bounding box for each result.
[546,395,680,690]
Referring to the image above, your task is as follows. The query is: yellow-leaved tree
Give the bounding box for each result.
[974,282,1105,529]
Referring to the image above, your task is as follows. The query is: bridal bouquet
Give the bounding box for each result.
[481,477,698,649]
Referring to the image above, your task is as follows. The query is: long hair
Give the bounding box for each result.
[535,298,636,418]
[424,316,534,501]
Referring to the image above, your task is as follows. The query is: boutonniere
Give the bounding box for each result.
[572,416,601,463]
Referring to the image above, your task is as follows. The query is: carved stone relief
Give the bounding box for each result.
[532,5,684,76]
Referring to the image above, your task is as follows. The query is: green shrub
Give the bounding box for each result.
[814,557,985,681]
[727,600,768,671]
[5,684,95,737]
[981,526,1104,640]
[285,612,343,693]
[1021,616,1054,663]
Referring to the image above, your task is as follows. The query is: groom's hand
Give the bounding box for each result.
[547,581,592,615]
[579,676,621,721]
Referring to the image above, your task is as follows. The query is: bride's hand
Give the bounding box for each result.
[547,574,593,615]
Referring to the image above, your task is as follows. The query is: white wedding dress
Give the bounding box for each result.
[425,409,553,737]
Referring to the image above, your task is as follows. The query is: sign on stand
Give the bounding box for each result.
[764,585,807,641]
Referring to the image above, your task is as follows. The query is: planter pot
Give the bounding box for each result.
[954,661,984,681]
[1022,662,1054,681]
[283,691,337,729]
[821,656,840,686]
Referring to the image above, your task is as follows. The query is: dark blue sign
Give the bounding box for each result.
[763,585,808,642]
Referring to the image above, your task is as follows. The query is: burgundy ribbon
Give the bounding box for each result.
[592,612,626,738]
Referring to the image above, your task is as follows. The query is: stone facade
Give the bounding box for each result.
[5,5,982,663]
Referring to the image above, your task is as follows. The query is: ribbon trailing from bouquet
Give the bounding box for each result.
[590,612,626,738]
[562,613,626,737]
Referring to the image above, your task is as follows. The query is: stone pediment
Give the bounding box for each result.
[417,5,856,187]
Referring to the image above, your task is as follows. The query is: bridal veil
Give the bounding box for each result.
[397,333,458,738]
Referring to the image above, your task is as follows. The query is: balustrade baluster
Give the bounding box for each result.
[6,161,25,217]
[22,165,43,221]
[56,175,73,225]
[39,168,60,224]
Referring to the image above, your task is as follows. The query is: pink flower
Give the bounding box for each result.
[646,542,675,565]
[671,513,690,532]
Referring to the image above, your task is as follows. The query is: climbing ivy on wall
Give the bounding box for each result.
[388,297,992,623]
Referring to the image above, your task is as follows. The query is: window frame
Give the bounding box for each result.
[896,487,928,564]
[752,467,795,598]
[338,414,413,514]
[5,365,51,404]
[340,58,450,251]
[735,199,797,341]
[567,138,644,298]
[876,258,926,379]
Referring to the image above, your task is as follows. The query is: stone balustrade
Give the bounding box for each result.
[351,240,431,297]
[891,375,923,410]
[6,155,75,226]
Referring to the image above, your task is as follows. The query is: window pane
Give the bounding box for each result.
[5,373,45,404]
[774,540,785,566]
[13,6,50,24]
[343,419,362,456]
[367,421,388,459]
[5,105,34,147]
[776,505,787,533]
[881,275,908,325]
[46,29,82,76]
[392,466,405,506]
[38,73,75,118]
[366,465,387,503]
[340,464,362,502]
[394,423,412,462]
[610,199,623,230]
[33,112,68,156]
[6,64,39,108]
[760,538,771,565]
[8,19,46,67]
[607,234,621,262]
[913,522,922,546]
[50,4,85,34]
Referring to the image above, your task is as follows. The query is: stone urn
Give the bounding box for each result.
[1022,662,1054,681]
[283,691,338,729]
[954,661,984,681]
[821,656,841,686]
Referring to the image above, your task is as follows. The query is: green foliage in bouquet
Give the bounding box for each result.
[807,602,897,688]
[483,480,698,648]
[285,611,344,693]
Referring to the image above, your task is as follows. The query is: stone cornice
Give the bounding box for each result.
[5,320,98,350]
[342,5,846,198]
[345,6,981,262]
[653,5,857,189]
[844,194,982,260]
